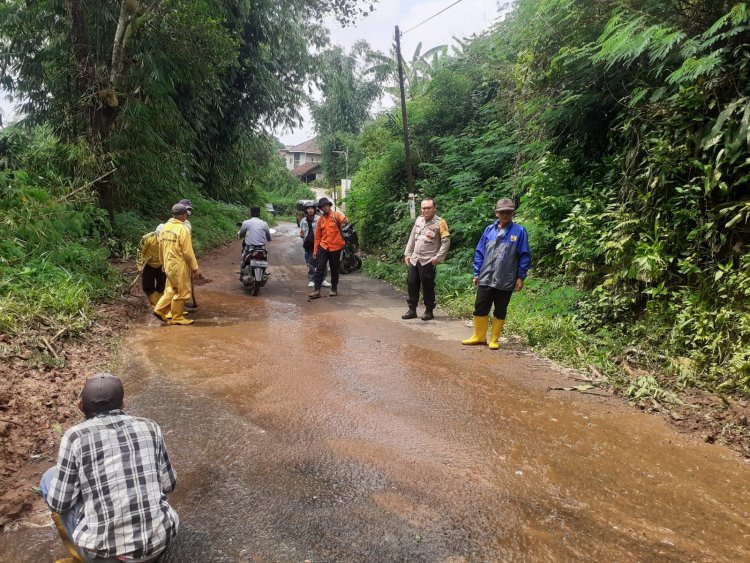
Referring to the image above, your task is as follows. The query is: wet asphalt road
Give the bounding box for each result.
[2,222,750,562]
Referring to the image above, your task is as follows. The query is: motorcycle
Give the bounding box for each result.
[339,222,362,274]
[240,245,270,296]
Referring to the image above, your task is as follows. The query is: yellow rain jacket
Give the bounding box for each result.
[159,218,198,300]
[136,231,162,270]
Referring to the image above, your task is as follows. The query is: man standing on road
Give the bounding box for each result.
[462,198,531,349]
[136,224,166,307]
[239,206,272,271]
[39,373,178,563]
[299,201,330,288]
[402,198,451,321]
[153,203,200,325]
[310,197,348,299]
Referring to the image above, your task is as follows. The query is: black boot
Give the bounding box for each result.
[421,308,434,321]
[401,308,418,320]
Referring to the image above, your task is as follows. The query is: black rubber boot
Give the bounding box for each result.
[401,308,418,320]
[421,308,434,321]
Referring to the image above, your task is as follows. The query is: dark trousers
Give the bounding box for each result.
[305,249,327,281]
[315,248,341,289]
[473,285,513,319]
[142,264,166,295]
[407,262,436,310]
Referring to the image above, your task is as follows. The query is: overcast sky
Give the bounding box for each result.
[0,0,506,140]
[279,0,506,145]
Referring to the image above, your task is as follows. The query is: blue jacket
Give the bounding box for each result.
[473,220,531,290]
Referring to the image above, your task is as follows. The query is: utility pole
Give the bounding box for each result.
[337,147,349,180]
[394,25,414,195]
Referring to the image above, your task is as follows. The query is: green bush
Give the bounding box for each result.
[0,129,119,335]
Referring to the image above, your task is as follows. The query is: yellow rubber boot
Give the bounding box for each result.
[153,307,169,323]
[165,309,188,320]
[147,291,162,307]
[462,316,489,345]
[488,318,505,350]
[169,300,193,325]
[153,293,170,322]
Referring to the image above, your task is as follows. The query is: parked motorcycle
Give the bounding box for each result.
[339,222,362,274]
[240,245,270,296]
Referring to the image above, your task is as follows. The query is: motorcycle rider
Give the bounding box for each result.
[239,206,272,275]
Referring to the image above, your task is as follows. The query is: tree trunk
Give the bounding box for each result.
[65,0,120,216]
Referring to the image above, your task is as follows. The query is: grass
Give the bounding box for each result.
[1,190,248,339]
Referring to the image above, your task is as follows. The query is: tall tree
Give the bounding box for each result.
[310,40,386,183]
[0,0,376,213]
[366,41,449,101]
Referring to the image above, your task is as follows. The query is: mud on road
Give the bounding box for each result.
[3,222,750,561]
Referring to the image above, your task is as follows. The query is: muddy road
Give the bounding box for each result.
[3,222,750,561]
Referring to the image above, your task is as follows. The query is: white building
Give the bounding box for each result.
[279,138,324,183]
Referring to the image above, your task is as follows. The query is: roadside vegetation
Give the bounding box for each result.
[0,0,367,339]
[0,0,372,523]
[314,0,750,400]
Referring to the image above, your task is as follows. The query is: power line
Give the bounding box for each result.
[401,0,467,35]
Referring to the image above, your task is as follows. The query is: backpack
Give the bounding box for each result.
[303,216,314,252]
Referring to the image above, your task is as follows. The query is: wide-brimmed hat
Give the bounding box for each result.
[318,197,333,207]
[495,198,516,212]
[80,373,124,414]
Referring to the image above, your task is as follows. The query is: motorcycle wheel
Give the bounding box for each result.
[252,279,260,296]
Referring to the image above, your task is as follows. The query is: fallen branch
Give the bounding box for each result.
[63,168,116,202]
[0,418,21,426]
[50,327,67,343]
[124,273,140,296]
[41,337,59,360]
[548,385,611,398]
[623,346,668,361]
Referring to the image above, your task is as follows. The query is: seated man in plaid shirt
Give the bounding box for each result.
[39,373,179,563]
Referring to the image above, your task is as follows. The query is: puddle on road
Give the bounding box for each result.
[3,229,750,562]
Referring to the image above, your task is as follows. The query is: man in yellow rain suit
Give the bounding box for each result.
[153,203,200,325]
[137,224,166,307]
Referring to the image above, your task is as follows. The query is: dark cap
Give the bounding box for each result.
[318,197,333,207]
[495,198,516,212]
[172,203,188,215]
[80,373,124,414]
[178,199,193,209]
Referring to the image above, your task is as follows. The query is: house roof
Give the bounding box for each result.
[291,161,322,176]
[288,138,321,154]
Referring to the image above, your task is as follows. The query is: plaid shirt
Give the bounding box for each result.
[46,410,179,558]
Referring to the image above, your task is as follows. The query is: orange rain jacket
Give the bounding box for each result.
[314,211,347,254]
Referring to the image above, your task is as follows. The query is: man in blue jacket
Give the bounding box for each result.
[462,198,531,349]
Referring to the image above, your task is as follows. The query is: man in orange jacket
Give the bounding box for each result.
[309,197,348,299]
